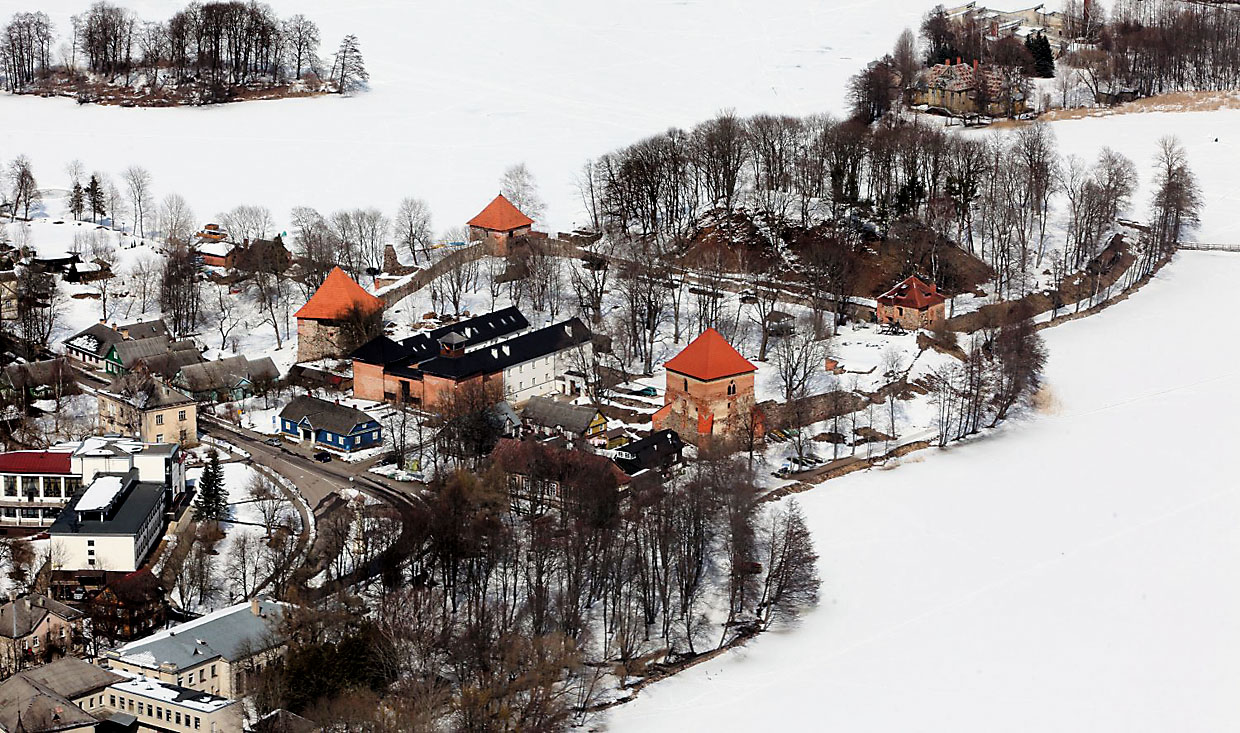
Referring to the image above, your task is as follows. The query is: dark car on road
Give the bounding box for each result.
[313,451,332,463]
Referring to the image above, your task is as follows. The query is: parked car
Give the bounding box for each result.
[313,451,332,463]
[632,386,658,397]
[264,437,282,447]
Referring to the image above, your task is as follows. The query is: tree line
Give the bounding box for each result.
[0,2,368,99]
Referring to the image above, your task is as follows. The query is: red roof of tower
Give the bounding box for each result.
[0,450,72,475]
[294,267,385,321]
[877,275,946,310]
[468,194,534,232]
[664,328,756,381]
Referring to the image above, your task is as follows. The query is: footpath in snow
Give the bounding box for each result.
[607,250,1240,732]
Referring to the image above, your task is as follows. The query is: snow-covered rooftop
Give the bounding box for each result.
[111,671,235,714]
[74,475,125,512]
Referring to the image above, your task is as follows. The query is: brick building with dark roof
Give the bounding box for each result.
[351,308,590,408]
[876,275,946,330]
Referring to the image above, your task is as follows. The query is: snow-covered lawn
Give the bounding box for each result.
[607,250,1240,732]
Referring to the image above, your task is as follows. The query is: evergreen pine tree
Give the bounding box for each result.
[193,450,227,522]
[68,182,85,221]
[1032,33,1055,78]
[85,175,106,223]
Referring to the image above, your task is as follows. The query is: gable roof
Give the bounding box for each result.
[0,449,73,475]
[0,674,97,733]
[111,600,286,672]
[102,372,196,410]
[664,328,756,381]
[104,569,165,606]
[613,429,686,475]
[119,320,170,341]
[21,656,123,699]
[64,322,123,358]
[490,438,631,487]
[176,356,278,394]
[418,318,591,381]
[0,594,83,639]
[3,359,75,390]
[522,396,600,436]
[279,395,375,436]
[294,267,385,321]
[110,337,199,370]
[467,194,534,232]
[877,275,946,310]
[351,307,531,369]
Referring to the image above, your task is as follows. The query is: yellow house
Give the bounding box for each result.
[98,372,198,447]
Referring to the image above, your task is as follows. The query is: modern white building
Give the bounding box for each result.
[47,468,167,573]
[0,437,184,534]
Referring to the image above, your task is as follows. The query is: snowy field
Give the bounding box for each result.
[0,0,925,235]
[606,250,1240,731]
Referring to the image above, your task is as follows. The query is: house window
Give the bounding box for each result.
[44,482,61,498]
[727,381,736,396]
[156,434,164,443]
[897,307,904,316]
[3,476,15,496]
[683,378,688,391]
[179,410,187,421]
[156,414,164,425]
[195,717,201,729]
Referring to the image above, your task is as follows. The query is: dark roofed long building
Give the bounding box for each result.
[352,307,596,407]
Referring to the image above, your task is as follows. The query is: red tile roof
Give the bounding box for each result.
[468,194,534,232]
[294,267,385,321]
[664,328,756,381]
[0,450,72,475]
[877,275,946,310]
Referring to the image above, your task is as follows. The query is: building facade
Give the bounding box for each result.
[98,373,199,447]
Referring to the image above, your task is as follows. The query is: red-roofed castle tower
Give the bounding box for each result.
[295,267,386,363]
[652,328,758,446]
[468,194,534,255]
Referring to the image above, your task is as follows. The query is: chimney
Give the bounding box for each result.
[973,58,978,73]
[956,56,961,65]
[250,599,260,616]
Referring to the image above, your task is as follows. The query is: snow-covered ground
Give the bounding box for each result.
[607,250,1240,732]
[0,0,925,235]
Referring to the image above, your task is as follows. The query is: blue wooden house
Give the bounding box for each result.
[278,395,382,452]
